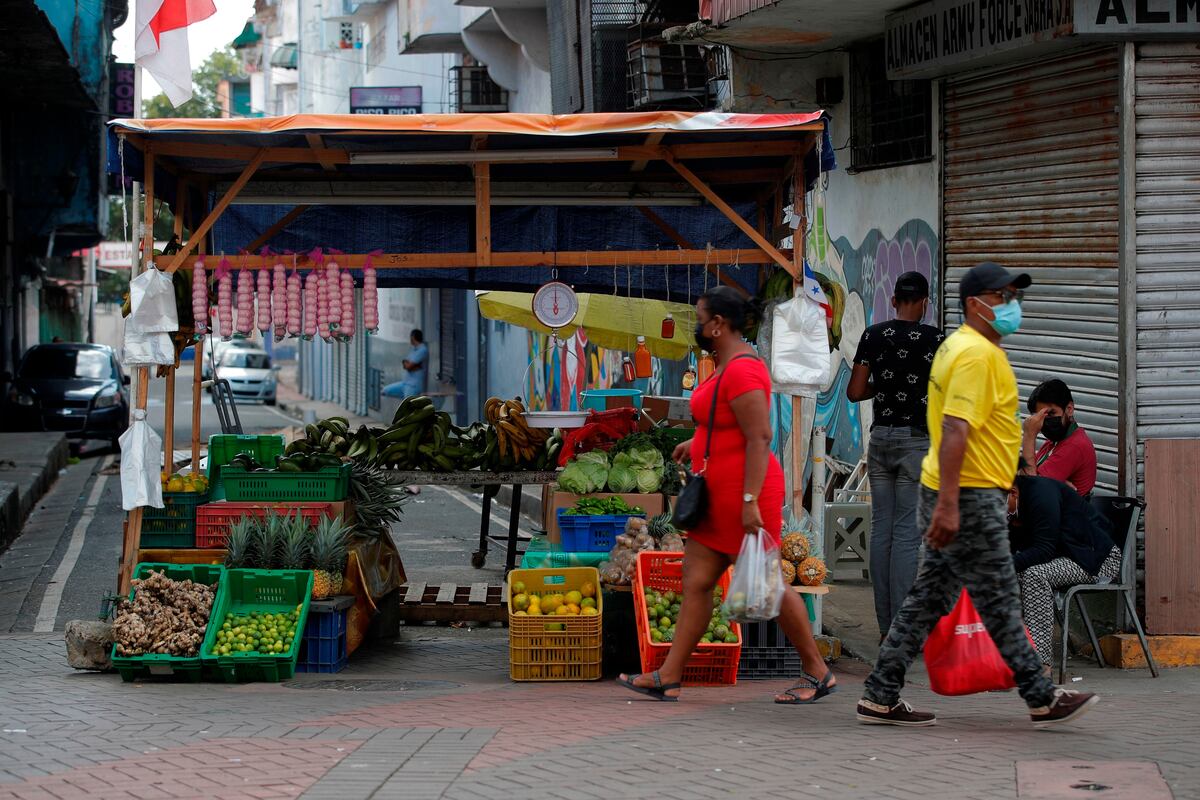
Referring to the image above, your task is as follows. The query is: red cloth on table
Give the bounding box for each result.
[686,356,784,556]
[557,408,640,467]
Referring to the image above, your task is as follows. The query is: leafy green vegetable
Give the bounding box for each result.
[634,467,662,493]
[607,464,637,493]
[559,452,609,494]
[565,496,645,516]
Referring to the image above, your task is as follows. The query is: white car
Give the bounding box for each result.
[215,348,278,405]
[199,338,260,380]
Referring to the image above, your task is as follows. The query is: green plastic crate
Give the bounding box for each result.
[139,491,209,548]
[206,434,285,483]
[201,569,313,683]
[219,463,351,502]
[520,537,611,569]
[110,562,224,682]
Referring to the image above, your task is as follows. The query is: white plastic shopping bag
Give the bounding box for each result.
[119,410,163,510]
[722,529,787,623]
[121,326,175,367]
[770,291,831,395]
[127,268,179,334]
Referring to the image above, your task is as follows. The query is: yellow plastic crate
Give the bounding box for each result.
[506,566,603,681]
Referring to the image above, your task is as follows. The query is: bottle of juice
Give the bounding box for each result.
[634,336,652,379]
[622,356,636,383]
[661,313,675,339]
[697,350,715,384]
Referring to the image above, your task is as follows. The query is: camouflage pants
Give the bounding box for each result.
[863,486,1056,709]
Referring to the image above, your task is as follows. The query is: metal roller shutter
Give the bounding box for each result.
[1134,42,1200,494]
[942,47,1121,491]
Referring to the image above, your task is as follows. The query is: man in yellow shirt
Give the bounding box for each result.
[856,262,1100,730]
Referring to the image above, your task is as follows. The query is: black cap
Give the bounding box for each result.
[894,271,929,300]
[960,262,1032,303]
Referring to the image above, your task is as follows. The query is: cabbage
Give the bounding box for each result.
[577,450,609,468]
[625,444,664,471]
[607,464,637,493]
[558,461,592,495]
[612,451,635,470]
[559,454,609,494]
[634,466,662,493]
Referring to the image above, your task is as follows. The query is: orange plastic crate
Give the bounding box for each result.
[633,550,741,686]
[194,502,334,548]
[506,567,603,681]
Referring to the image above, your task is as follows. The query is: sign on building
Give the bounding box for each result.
[885,0,1074,79]
[349,86,422,115]
[1075,0,1200,34]
[109,62,136,118]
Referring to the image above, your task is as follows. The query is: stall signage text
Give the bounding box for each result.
[349,86,422,115]
[886,0,1074,78]
[1075,0,1200,33]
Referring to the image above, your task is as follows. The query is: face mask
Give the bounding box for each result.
[979,298,1022,337]
[694,321,714,351]
[1041,415,1071,442]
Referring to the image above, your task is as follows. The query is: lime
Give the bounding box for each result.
[651,628,664,642]
[724,633,739,644]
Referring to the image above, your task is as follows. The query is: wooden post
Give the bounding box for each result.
[192,188,208,472]
[475,161,491,266]
[119,148,156,595]
[790,160,809,519]
[163,367,175,471]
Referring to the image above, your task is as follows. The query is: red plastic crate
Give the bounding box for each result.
[633,550,741,686]
[195,502,335,548]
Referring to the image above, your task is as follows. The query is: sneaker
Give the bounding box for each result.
[856,698,937,727]
[1029,688,1099,729]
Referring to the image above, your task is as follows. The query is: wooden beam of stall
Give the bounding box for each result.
[154,247,789,270]
[243,204,311,253]
[475,162,491,267]
[163,366,175,471]
[663,152,797,278]
[635,207,748,297]
[165,149,267,274]
[790,159,810,519]
[631,131,665,172]
[306,134,339,172]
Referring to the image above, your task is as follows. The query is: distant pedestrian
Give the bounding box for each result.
[856,262,1099,729]
[847,271,944,639]
[381,329,429,399]
[1020,379,1097,497]
[618,287,835,704]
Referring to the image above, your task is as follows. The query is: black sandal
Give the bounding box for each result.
[774,669,838,705]
[617,671,681,702]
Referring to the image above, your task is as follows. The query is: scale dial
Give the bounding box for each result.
[531,281,579,329]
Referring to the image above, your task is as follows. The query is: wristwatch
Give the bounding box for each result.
[742,493,756,503]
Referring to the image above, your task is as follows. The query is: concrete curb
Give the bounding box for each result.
[0,433,69,554]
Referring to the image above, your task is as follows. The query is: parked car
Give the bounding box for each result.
[2,344,130,447]
[216,348,278,405]
[199,338,258,380]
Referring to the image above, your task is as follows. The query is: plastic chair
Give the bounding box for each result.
[1055,496,1159,684]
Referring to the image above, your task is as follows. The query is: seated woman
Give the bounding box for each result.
[1021,379,1097,497]
[1008,474,1121,672]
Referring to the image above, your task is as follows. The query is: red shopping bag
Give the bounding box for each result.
[923,588,1029,696]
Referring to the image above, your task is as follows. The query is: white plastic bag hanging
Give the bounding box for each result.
[127,268,179,334]
[770,291,831,396]
[722,529,787,623]
[119,410,163,510]
[122,326,175,367]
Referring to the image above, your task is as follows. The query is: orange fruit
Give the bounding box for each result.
[580,582,596,598]
[582,607,599,616]
[566,603,580,615]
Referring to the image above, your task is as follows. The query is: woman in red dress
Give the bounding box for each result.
[618,287,836,703]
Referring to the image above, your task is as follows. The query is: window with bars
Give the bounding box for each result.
[849,39,933,172]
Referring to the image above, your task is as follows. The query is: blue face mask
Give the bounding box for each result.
[984,298,1022,337]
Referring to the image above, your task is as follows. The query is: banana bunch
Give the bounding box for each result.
[482,397,559,471]
[286,416,359,459]
[371,396,481,472]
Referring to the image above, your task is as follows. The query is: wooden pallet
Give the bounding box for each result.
[396,582,507,624]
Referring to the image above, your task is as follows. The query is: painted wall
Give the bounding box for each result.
[731,50,942,469]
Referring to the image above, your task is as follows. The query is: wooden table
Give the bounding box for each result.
[386,470,559,573]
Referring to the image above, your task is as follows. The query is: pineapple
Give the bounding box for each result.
[648,513,677,543]
[310,514,350,599]
[224,516,256,569]
[280,512,312,571]
[781,532,810,563]
[250,512,287,569]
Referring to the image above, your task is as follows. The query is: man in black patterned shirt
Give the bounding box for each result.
[848,272,945,639]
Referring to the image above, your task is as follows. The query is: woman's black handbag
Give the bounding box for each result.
[671,354,756,530]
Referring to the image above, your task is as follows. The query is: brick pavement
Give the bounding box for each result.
[0,631,1193,800]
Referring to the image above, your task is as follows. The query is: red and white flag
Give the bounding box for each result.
[135,0,216,107]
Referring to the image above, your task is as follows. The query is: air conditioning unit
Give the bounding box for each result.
[450,66,508,113]
[627,40,708,110]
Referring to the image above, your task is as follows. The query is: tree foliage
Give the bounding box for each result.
[142,47,244,119]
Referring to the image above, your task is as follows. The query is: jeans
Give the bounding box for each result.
[867,426,929,637]
[864,487,1056,709]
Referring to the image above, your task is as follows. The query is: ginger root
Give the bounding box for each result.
[113,571,216,657]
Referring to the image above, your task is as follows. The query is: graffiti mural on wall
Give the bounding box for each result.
[524,330,672,411]
[806,193,940,467]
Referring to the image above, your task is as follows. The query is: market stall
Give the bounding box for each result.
[107,111,834,682]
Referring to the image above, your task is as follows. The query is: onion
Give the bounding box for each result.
[256,267,272,333]
[191,258,208,337]
[339,271,355,340]
[303,272,319,340]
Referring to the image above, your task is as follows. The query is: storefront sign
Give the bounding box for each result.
[349,86,422,115]
[1076,0,1200,34]
[885,0,1074,79]
[109,62,136,118]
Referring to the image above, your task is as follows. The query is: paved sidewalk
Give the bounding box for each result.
[0,433,70,555]
[274,363,373,429]
[0,629,1190,800]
